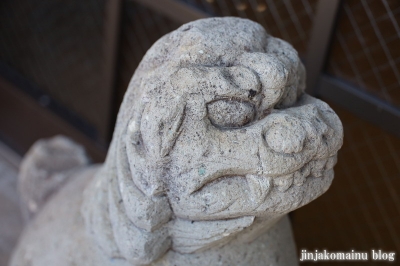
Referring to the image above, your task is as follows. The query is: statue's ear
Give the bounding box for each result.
[139,95,186,160]
[159,103,186,157]
[111,127,173,264]
[126,96,186,196]
[108,175,171,265]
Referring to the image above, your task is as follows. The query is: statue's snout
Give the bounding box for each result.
[264,116,307,154]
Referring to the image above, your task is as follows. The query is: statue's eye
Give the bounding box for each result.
[207,99,255,128]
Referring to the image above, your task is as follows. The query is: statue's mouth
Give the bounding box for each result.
[269,155,337,192]
[190,155,336,195]
[170,156,336,221]
[168,159,336,253]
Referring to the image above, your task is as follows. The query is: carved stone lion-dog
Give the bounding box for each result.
[10,17,343,266]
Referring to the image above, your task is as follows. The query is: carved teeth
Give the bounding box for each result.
[325,156,337,170]
[293,163,310,186]
[272,173,293,192]
[310,159,328,177]
[291,156,336,185]
[246,174,271,206]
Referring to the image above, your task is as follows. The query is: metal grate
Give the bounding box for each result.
[292,102,400,264]
[327,0,400,107]
[180,0,319,56]
[115,2,182,105]
[0,0,105,135]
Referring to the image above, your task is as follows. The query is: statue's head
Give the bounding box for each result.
[96,17,343,264]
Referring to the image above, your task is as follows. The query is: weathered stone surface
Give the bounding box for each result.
[18,135,89,220]
[10,17,343,266]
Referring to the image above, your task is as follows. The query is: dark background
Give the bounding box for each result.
[0,0,399,265]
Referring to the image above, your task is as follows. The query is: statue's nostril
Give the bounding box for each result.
[265,120,306,154]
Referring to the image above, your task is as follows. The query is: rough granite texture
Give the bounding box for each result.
[10,17,343,266]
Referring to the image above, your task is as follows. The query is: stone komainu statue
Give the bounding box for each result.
[10,17,343,266]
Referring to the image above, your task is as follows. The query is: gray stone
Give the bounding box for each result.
[10,17,343,266]
[0,143,23,266]
[18,135,89,220]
